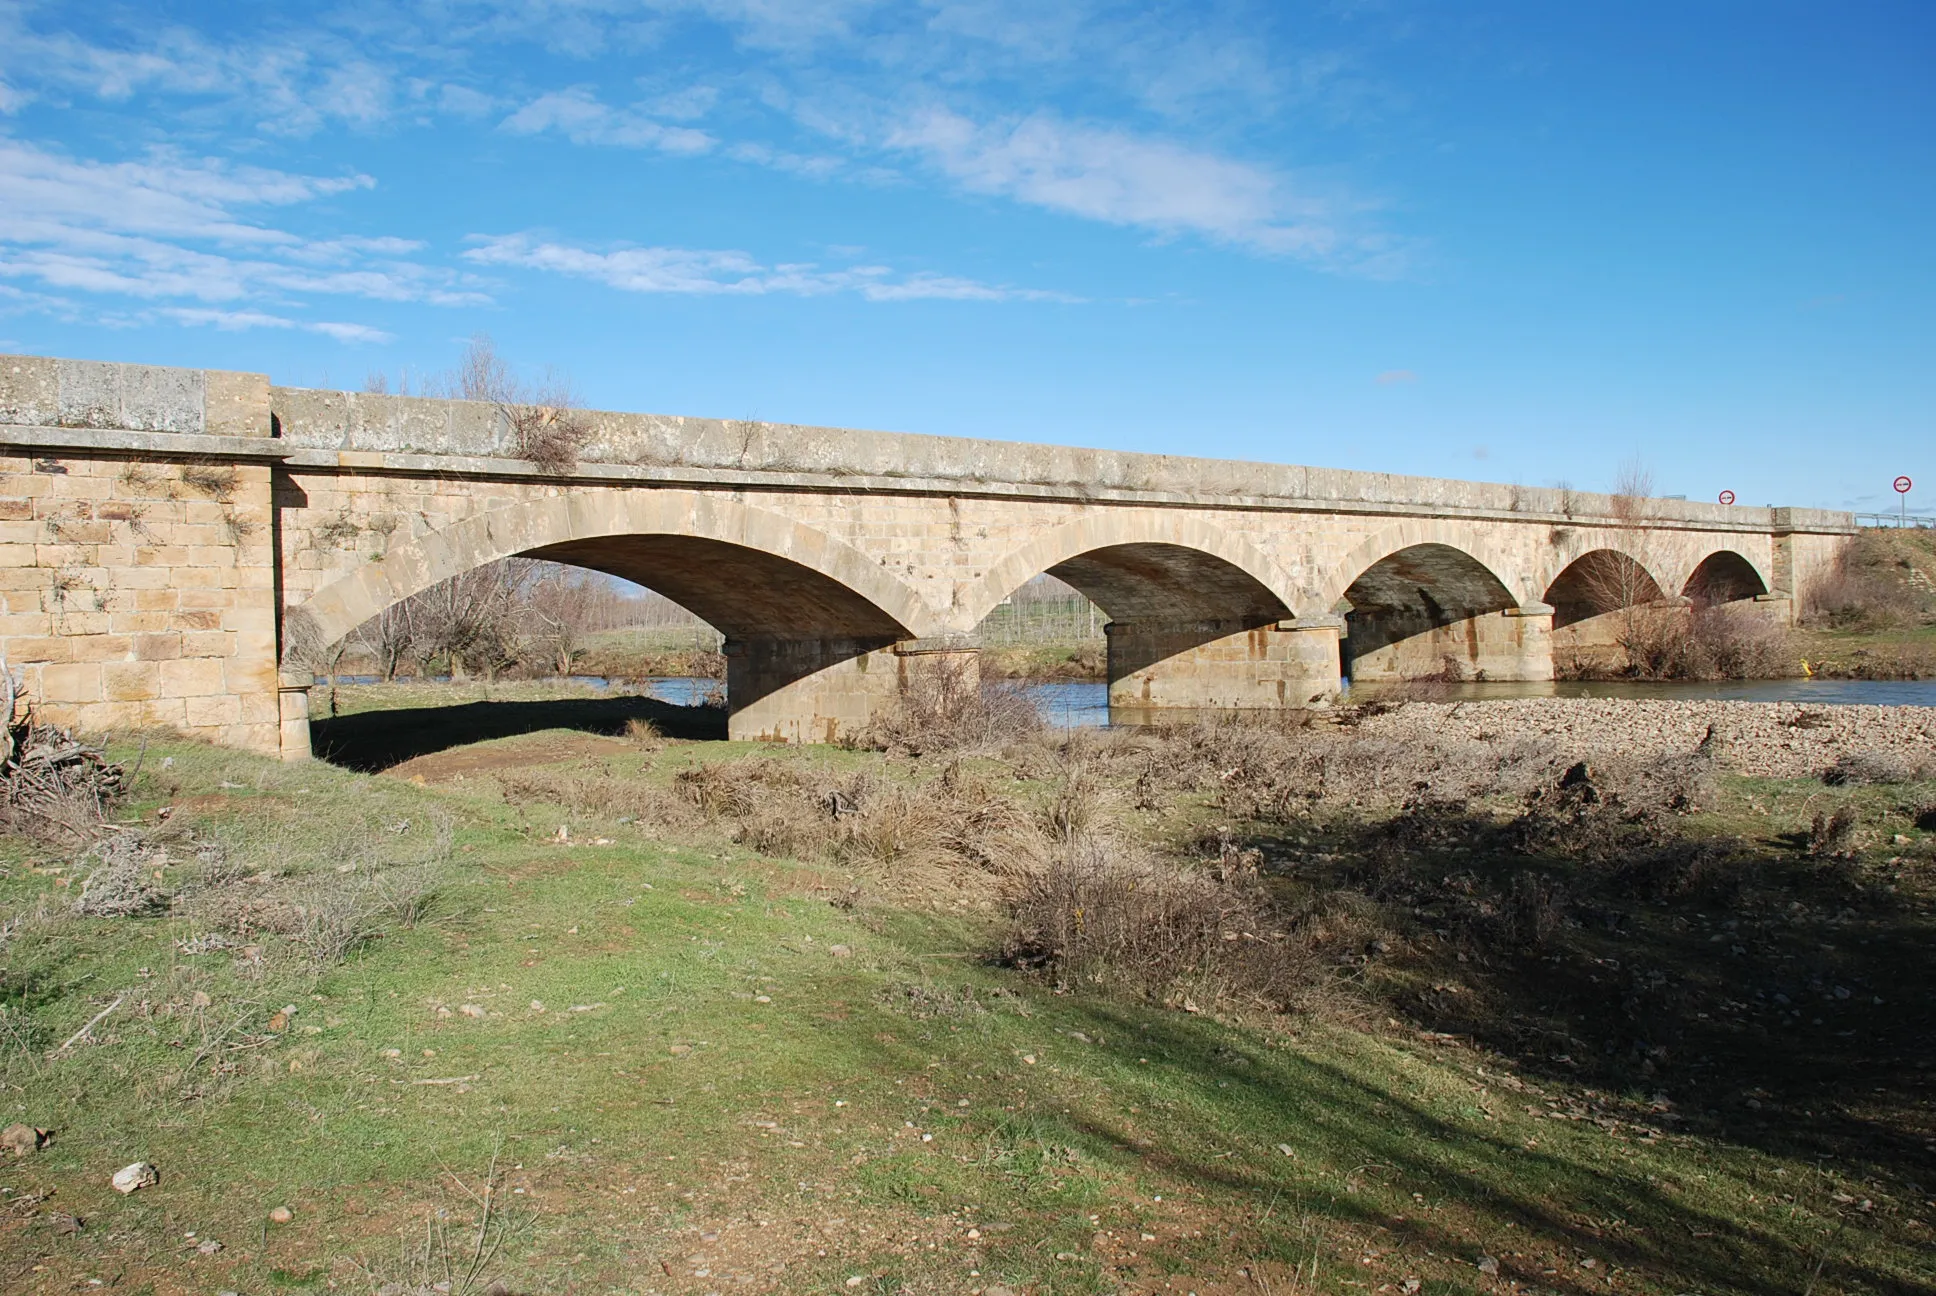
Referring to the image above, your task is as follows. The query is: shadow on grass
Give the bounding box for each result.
[312,695,728,771]
[842,943,1926,1296]
[1046,1000,1921,1296]
[1228,803,1936,1207]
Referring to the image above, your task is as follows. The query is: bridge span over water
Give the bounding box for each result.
[0,353,1852,758]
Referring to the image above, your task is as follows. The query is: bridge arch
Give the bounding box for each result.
[1317,521,1535,615]
[1321,527,1551,682]
[1681,549,1769,603]
[284,489,945,658]
[956,513,1296,630]
[1543,548,1669,629]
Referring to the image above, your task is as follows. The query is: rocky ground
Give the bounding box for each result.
[1354,696,1936,778]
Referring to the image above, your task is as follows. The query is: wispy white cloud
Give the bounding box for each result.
[500,88,716,153]
[886,107,1381,265]
[0,9,398,136]
[158,307,395,344]
[464,232,1075,302]
[0,137,479,339]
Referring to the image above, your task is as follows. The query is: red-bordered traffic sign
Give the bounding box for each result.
[1718,490,1736,505]
[1896,476,1914,494]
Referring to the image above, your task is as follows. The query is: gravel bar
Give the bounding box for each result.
[1353,698,1936,780]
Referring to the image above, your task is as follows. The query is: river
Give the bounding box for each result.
[640,676,1936,728]
[321,673,1936,729]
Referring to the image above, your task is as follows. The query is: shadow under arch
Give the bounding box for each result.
[285,490,945,751]
[1338,542,1525,681]
[285,489,942,654]
[1544,548,1668,629]
[962,516,1310,716]
[956,514,1296,631]
[1682,549,1769,604]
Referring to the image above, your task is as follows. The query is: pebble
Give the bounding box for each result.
[111,1162,158,1194]
[460,1004,487,1019]
[269,1206,293,1224]
[196,1239,223,1255]
[1478,1254,1500,1275]
[829,945,853,958]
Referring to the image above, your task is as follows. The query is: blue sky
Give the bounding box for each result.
[0,1,1929,514]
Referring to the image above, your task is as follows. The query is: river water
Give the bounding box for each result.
[323,673,1936,730]
[642,675,1936,728]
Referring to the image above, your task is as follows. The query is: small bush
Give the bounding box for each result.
[1802,531,1932,630]
[849,660,1042,755]
[1002,836,1316,1012]
[1823,750,1929,786]
[179,462,237,498]
[508,404,591,475]
[1507,870,1567,947]
[72,834,169,917]
[623,717,665,749]
[1808,806,1859,859]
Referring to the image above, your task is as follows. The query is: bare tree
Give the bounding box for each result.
[364,335,591,475]
[525,568,608,676]
[353,601,417,681]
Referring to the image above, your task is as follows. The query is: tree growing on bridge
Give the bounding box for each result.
[366,334,591,475]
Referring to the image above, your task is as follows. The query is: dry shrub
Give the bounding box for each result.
[503,763,695,830]
[1600,838,1756,903]
[1617,602,1789,680]
[508,403,590,476]
[836,782,959,870]
[1002,836,1317,1012]
[1822,750,1930,786]
[73,833,170,917]
[1505,870,1567,946]
[849,661,1042,755]
[672,756,1049,882]
[1803,531,1932,630]
[1809,806,1859,859]
[623,717,665,749]
[178,462,236,498]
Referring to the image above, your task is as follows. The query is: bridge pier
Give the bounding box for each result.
[1105,617,1343,720]
[1346,604,1555,683]
[723,636,980,744]
[278,668,314,761]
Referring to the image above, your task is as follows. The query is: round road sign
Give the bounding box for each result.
[1718,490,1736,505]
[1896,476,1914,494]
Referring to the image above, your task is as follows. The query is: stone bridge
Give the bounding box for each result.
[0,353,1852,758]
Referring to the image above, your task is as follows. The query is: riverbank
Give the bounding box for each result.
[3,683,1933,1294]
[1352,695,1936,779]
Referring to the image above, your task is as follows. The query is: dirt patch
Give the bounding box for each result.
[385,731,633,782]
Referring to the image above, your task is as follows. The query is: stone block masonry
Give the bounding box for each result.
[0,351,1856,757]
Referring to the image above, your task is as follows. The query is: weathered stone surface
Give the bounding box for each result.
[0,356,57,426]
[0,351,1855,757]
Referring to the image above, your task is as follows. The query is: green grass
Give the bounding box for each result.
[1,731,1931,1294]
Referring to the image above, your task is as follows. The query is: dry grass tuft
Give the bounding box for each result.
[1808,806,1859,858]
[1002,835,1322,1013]
[848,660,1043,755]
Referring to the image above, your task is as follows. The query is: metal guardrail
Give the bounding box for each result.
[1855,512,1935,529]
